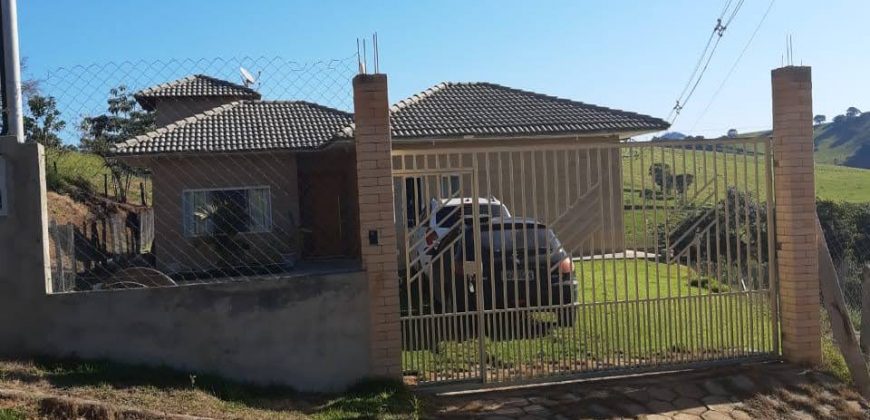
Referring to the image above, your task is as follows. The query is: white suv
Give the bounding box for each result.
[409,197,511,272]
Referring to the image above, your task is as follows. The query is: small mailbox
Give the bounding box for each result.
[0,155,7,216]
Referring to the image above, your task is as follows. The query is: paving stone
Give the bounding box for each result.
[725,374,758,394]
[730,409,751,420]
[624,389,652,403]
[586,403,619,418]
[586,390,612,400]
[527,396,559,407]
[647,399,676,413]
[555,392,581,402]
[673,413,702,420]
[617,402,650,417]
[503,397,530,407]
[492,406,525,416]
[643,415,671,420]
[461,400,487,411]
[518,415,544,420]
[673,383,705,399]
[701,395,732,412]
[672,397,705,415]
[700,410,731,420]
[523,404,551,416]
[648,387,677,402]
[702,380,729,396]
[482,416,515,420]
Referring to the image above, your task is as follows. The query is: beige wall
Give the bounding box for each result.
[152,97,250,127]
[392,135,626,257]
[148,152,301,273]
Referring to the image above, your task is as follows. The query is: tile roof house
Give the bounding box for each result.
[116,74,667,274]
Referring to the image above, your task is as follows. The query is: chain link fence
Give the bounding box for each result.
[29,55,360,292]
[817,198,870,380]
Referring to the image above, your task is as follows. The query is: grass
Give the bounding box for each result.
[402,258,773,383]
[0,409,25,420]
[0,358,421,419]
[44,148,152,205]
[815,163,870,203]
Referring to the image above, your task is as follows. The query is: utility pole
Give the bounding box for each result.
[0,0,24,143]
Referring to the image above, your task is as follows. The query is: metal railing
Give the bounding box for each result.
[395,137,777,385]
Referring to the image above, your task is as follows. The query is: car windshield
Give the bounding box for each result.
[435,203,506,228]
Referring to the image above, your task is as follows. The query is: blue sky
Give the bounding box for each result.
[18,0,870,138]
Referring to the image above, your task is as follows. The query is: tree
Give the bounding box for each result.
[726,129,738,138]
[649,163,674,193]
[79,85,154,203]
[814,114,827,126]
[846,107,861,118]
[674,174,695,196]
[23,95,65,148]
[833,115,847,124]
[21,57,40,99]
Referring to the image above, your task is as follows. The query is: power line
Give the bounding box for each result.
[691,0,776,132]
[666,0,747,124]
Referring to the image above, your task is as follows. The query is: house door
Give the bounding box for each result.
[300,173,347,258]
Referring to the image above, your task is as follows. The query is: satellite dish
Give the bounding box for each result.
[240,66,258,88]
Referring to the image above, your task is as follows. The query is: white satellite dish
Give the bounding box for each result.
[240,66,258,88]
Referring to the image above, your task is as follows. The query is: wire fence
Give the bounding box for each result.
[30,55,360,292]
[817,199,870,328]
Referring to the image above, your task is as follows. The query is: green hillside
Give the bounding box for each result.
[813,114,870,167]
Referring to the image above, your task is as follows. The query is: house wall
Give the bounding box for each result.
[152,97,249,127]
[0,138,372,391]
[392,135,625,257]
[148,152,301,273]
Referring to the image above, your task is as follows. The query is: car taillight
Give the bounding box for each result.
[425,230,438,246]
[559,257,574,274]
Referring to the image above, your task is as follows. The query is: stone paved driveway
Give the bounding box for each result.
[426,362,869,419]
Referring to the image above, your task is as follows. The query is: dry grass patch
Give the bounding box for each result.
[0,358,421,419]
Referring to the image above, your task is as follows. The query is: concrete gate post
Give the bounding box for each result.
[771,66,821,365]
[352,74,402,378]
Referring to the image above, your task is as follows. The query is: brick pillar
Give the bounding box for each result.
[771,66,821,365]
[352,74,401,378]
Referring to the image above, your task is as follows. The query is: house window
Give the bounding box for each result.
[182,186,272,237]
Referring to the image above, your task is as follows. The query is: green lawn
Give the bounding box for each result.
[402,258,773,384]
[815,163,870,203]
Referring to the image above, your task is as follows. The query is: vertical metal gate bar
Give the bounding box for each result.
[764,139,780,355]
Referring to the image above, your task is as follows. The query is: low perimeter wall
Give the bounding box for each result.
[0,138,371,392]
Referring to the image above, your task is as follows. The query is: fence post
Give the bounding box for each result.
[771,66,821,365]
[862,264,870,361]
[352,73,401,378]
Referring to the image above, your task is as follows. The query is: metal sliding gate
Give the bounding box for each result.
[394,138,779,386]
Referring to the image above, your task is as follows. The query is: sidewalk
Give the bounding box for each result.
[429,362,868,419]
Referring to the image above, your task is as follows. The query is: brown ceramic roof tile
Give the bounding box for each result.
[112,100,352,155]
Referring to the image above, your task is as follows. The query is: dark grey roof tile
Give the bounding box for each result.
[388,82,669,139]
[112,100,352,155]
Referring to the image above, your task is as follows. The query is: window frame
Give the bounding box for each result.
[182,185,273,238]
